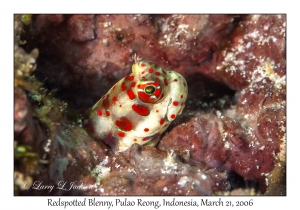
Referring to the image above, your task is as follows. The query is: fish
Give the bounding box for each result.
[84,56,188,152]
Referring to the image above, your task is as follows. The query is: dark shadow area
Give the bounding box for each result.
[184,72,236,111]
[227,170,262,193]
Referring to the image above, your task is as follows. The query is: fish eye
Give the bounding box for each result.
[137,81,163,103]
[144,86,155,94]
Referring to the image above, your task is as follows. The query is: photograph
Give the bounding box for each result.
[13,14,286,200]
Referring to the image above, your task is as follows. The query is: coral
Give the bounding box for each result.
[86,144,230,195]
[159,15,286,194]
[158,111,284,182]
[26,14,236,109]
[67,15,96,42]
[14,15,42,195]
[15,14,285,196]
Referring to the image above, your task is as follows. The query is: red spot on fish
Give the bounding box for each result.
[131,82,136,87]
[106,111,110,116]
[142,71,145,74]
[160,118,165,125]
[156,110,159,113]
[144,128,149,132]
[103,98,110,109]
[174,79,178,82]
[118,132,125,137]
[149,69,154,73]
[129,76,134,81]
[125,75,130,80]
[97,110,103,116]
[132,104,150,116]
[142,137,148,141]
[121,82,126,91]
[171,114,176,119]
[115,117,133,131]
[141,63,145,67]
[180,95,183,99]
[119,104,122,107]
[155,72,160,76]
[183,82,186,87]
[181,102,185,106]
[164,79,168,86]
[162,70,166,74]
[127,89,136,100]
[113,96,117,105]
[133,139,138,142]
[173,101,178,106]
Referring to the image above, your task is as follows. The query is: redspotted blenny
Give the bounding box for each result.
[85,56,188,152]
